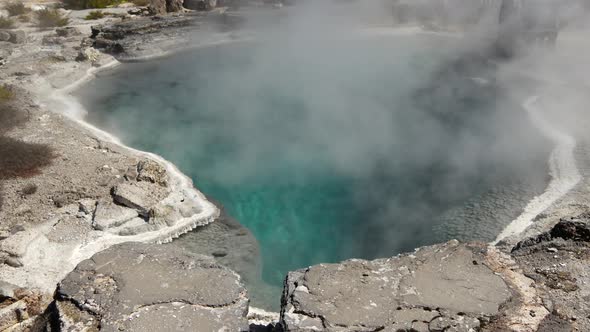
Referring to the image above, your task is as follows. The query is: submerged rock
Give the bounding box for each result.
[53,242,249,331]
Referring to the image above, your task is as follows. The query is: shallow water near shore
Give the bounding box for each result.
[79,34,551,310]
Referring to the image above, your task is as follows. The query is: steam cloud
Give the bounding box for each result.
[82,0,590,289]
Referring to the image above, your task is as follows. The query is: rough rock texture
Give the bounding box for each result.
[148,0,186,15]
[184,0,218,11]
[511,218,590,331]
[54,242,249,331]
[279,219,590,331]
[148,0,167,15]
[167,0,185,12]
[112,182,162,216]
[137,159,169,186]
[0,287,52,331]
[0,31,10,42]
[92,200,139,230]
[281,241,513,331]
[90,13,244,61]
[0,30,26,44]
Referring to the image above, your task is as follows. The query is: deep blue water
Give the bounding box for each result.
[79,35,550,309]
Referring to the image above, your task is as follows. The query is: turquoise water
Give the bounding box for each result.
[79,35,550,309]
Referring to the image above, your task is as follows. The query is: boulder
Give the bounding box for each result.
[148,0,167,15]
[111,182,159,216]
[53,243,249,331]
[8,30,25,44]
[0,31,10,42]
[166,0,184,12]
[55,27,80,37]
[184,0,217,10]
[137,159,168,186]
[148,0,185,14]
[76,47,101,63]
[149,203,181,227]
[0,289,52,331]
[92,200,138,230]
[280,241,512,331]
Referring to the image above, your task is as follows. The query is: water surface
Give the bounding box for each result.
[79,35,550,309]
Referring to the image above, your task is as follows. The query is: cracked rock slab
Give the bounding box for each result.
[54,242,249,331]
[280,241,512,331]
[92,201,139,230]
[111,182,161,216]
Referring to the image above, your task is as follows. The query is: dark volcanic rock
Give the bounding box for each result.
[550,220,590,242]
[280,241,512,331]
[54,242,249,331]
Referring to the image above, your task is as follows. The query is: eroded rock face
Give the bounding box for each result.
[54,242,249,331]
[148,0,167,15]
[167,0,185,12]
[184,0,218,10]
[280,241,512,331]
[137,159,169,186]
[511,218,590,331]
[111,182,160,216]
[148,0,185,14]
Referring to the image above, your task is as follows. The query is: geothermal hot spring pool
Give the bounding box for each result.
[79,33,551,309]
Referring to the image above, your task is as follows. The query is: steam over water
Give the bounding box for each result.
[80,34,551,309]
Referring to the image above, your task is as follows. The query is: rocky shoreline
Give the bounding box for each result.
[1,1,590,331]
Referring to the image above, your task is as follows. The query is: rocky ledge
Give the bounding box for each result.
[90,10,245,61]
[278,218,590,331]
[54,243,249,331]
[27,217,588,331]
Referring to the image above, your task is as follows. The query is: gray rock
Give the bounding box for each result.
[111,182,159,216]
[78,198,97,215]
[8,30,25,44]
[42,35,65,45]
[137,159,168,186]
[54,242,249,331]
[56,27,80,37]
[0,31,10,42]
[75,47,101,62]
[148,0,167,15]
[429,315,480,332]
[184,0,217,10]
[167,0,184,12]
[149,203,181,227]
[110,217,150,236]
[92,200,138,230]
[0,281,18,299]
[90,15,204,59]
[280,241,511,331]
[511,218,590,331]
